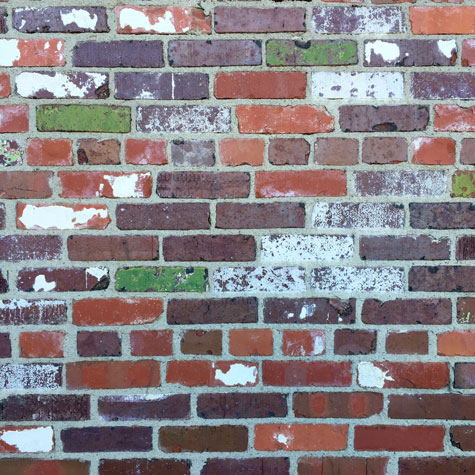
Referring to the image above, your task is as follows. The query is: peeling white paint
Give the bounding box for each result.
[119,8,180,33]
[365,40,400,63]
[0,364,60,390]
[32,275,56,292]
[214,363,257,386]
[357,362,394,388]
[104,173,148,198]
[312,334,325,355]
[60,9,98,30]
[437,40,456,58]
[0,40,21,67]
[86,267,107,281]
[0,426,54,452]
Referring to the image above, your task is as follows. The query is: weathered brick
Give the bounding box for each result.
[181,330,222,355]
[298,458,388,475]
[0,426,54,453]
[125,139,167,165]
[386,331,428,354]
[203,458,289,475]
[458,298,475,324]
[27,139,72,166]
[219,138,264,166]
[400,458,475,475]
[0,300,67,325]
[0,272,8,293]
[0,363,62,390]
[283,330,324,356]
[462,39,475,66]
[270,139,309,166]
[230,329,274,356]
[409,266,475,292]
[412,137,455,165]
[171,140,215,167]
[19,331,64,358]
[455,363,475,389]
[434,105,475,132]
[450,427,475,451]
[99,460,190,475]
[410,203,475,229]
[0,105,29,133]
[0,140,22,167]
[461,139,475,165]
[0,171,51,199]
[0,39,65,67]
[0,235,61,261]
[0,74,10,98]
[410,6,475,34]
[77,139,120,165]
[412,73,475,99]
[77,331,121,357]
[334,329,376,355]
[130,330,173,356]
[362,137,407,164]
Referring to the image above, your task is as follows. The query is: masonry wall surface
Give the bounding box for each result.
[0,0,474,474]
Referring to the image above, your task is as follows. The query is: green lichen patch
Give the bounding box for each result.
[452,172,475,198]
[116,266,208,292]
[0,140,23,166]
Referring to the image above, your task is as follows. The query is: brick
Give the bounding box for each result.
[203,458,289,475]
[412,73,475,99]
[389,394,475,420]
[66,298,162,328]
[198,393,287,419]
[125,138,168,165]
[0,235,61,261]
[455,363,475,388]
[412,137,455,165]
[215,7,305,33]
[334,329,376,355]
[298,458,388,475]
[270,139,309,166]
[386,331,429,354]
[0,272,7,293]
[0,105,28,133]
[399,458,475,475]
[116,267,207,293]
[410,203,475,229]
[157,172,249,199]
[340,105,429,132]
[171,140,215,167]
[19,331,64,358]
[461,139,475,165]
[62,427,152,452]
[116,6,210,34]
[0,363,62,390]
[294,392,383,419]
[364,39,457,66]
[0,426,54,453]
[462,39,475,66]
[283,330,325,356]
[73,41,164,68]
[458,298,475,324]
[313,7,403,33]
[167,298,258,325]
[229,329,274,356]
[167,361,258,387]
[116,203,210,230]
[362,298,451,325]
[77,331,121,357]
[0,300,67,325]
[438,331,475,356]
[315,138,358,166]
[0,172,52,199]
[267,40,357,66]
[0,39,64,67]
[138,106,230,133]
[0,74,11,98]
[360,235,450,260]
[130,330,173,356]
[362,137,407,164]
[450,427,475,451]
[453,171,475,198]
[98,394,189,421]
[27,139,72,166]
[16,72,108,99]
[0,333,10,358]
[409,266,475,292]
[169,40,262,67]
[181,330,222,355]
[357,361,449,389]
[256,170,346,198]
[115,72,208,100]
[263,361,351,387]
[217,203,305,229]
[457,236,475,260]
[254,424,347,451]
[264,298,356,325]
[0,140,22,167]
[0,204,5,230]
[410,6,475,34]
[13,7,108,33]
[67,361,160,389]
[237,106,333,134]
[77,139,120,165]
[99,460,190,475]
[354,425,444,451]
[159,425,248,452]
[215,72,305,100]
[0,8,6,33]
[219,138,265,166]
[434,104,475,132]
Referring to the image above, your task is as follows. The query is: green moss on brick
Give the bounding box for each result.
[267,40,358,66]
[452,172,475,198]
[36,105,131,133]
[116,267,208,292]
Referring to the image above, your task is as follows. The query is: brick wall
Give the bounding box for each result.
[0,1,474,474]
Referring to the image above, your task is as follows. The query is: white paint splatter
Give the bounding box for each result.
[437,40,456,58]
[357,362,394,388]
[274,433,290,447]
[60,9,98,30]
[365,40,400,63]
[0,426,54,452]
[32,275,56,292]
[312,334,325,355]
[0,40,21,67]
[119,8,180,33]
[0,364,61,390]
[214,364,257,386]
[299,304,316,320]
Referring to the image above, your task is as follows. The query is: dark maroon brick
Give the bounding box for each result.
[269,138,309,165]
[362,137,407,164]
[202,458,290,475]
[99,459,191,475]
[362,299,451,325]
[171,140,215,167]
[98,394,190,421]
[0,204,5,230]
[450,427,475,451]
[73,41,163,68]
[17,268,109,292]
[334,329,376,355]
[340,105,429,132]
[163,235,255,262]
[389,394,475,420]
[365,40,457,66]
[215,7,305,32]
[168,40,262,67]
[0,460,90,475]
[300,458,389,475]
[157,172,249,199]
[411,203,475,229]
[264,298,355,324]
[197,393,287,419]
[456,236,475,260]
[0,235,62,261]
[0,394,89,421]
[412,73,475,99]
[13,7,109,33]
[115,73,208,100]
[116,204,210,231]
[461,139,475,165]
[0,333,10,358]
[455,363,475,389]
[0,299,67,325]
[216,203,305,229]
[77,139,121,165]
[360,235,450,260]
[399,458,475,475]
[168,298,258,325]
[458,298,475,324]
[0,271,7,293]
[181,330,222,355]
[77,331,121,357]
[386,331,428,355]
[409,266,475,292]
[62,427,152,452]
[0,8,7,34]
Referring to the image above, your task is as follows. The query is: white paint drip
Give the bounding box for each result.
[119,8,179,33]
[0,426,54,452]
[365,40,400,63]
[60,9,98,30]
[86,267,107,281]
[214,364,257,386]
[357,362,394,388]
[437,40,456,58]
[32,275,56,292]
[0,40,21,67]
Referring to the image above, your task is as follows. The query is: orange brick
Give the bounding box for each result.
[19,331,65,358]
[462,39,475,67]
[410,7,475,34]
[125,139,168,165]
[411,137,455,165]
[0,105,28,133]
[283,330,325,356]
[219,138,265,166]
[229,329,274,356]
[438,331,475,356]
[27,139,73,166]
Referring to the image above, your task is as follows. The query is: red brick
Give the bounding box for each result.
[434,105,475,132]
[0,73,10,98]
[99,459,190,475]
[19,331,64,358]
[315,138,358,166]
[219,138,265,166]
[0,106,28,133]
[26,139,73,166]
[362,137,407,165]
[298,458,388,475]
[400,458,475,475]
[410,7,475,34]
[0,39,65,66]
[181,330,222,355]
[130,330,173,356]
[269,138,309,166]
[77,139,120,165]
[282,330,325,356]
[0,172,51,199]
[334,329,376,355]
[229,329,274,356]
[386,331,428,354]
[438,331,475,356]
[0,460,89,475]
[125,139,167,165]
[462,39,475,66]
[412,137,455,164]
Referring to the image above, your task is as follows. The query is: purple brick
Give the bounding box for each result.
[0,333,10,358]
[0,236,62,261]
[0,8,7,34]
[77,331,121,357]
[171,140,215,167]
[412,73,475,99]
